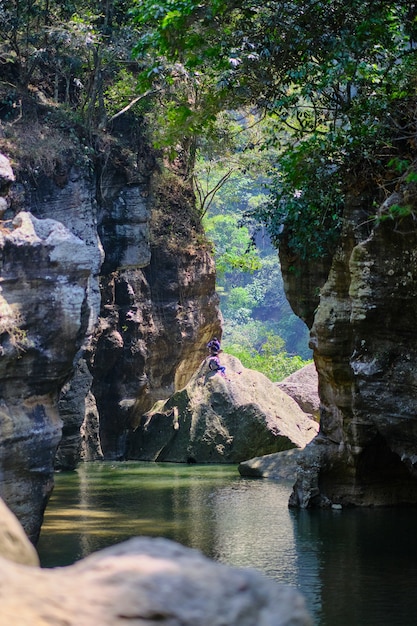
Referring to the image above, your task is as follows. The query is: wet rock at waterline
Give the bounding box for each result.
[239,448,307,482]
[129,353,319,463]
[0,536,312,626]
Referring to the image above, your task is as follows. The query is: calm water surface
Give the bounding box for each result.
[37,462,417,626]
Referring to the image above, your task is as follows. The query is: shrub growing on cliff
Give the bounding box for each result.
[150,170,208,251]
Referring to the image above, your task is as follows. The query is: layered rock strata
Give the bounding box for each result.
[0,211,93,541]
[89,245,220,460]
[0,132,221,538]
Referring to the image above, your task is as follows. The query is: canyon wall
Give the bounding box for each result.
[281,184,417,507]
[0,118,221,539]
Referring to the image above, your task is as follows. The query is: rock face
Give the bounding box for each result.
[0,536,312,626]
[0,211,93,541]
[277,362,319,420]
[281,189,417,507]
[88,245,220,460]
[0,139,221,537]
[129,353,319,463]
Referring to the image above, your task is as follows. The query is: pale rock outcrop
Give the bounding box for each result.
[0,536,312,626]
[0,154,15,213]
[0,210,93,541]
[0,497,39,566]
[129,354,319,463]
[23,165,106,470]
[277,362,319,420]
[239,448,306,481]
[27,166,104,336]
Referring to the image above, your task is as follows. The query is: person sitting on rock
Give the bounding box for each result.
[208,354,226,377]
[207,337,221,356]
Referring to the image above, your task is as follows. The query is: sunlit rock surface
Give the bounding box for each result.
[0,536,312,626]
[0,498,39,566]
[129,354,319,463]
[277,362,319,420]
[239,448,306,481]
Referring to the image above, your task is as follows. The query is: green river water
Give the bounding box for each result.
[37,461,417,626]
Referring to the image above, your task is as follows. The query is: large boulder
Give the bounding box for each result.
[277,362,319,420]
[0,536,312,626]
[128,354,319,463]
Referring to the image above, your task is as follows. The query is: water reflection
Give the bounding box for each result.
[37,462,417,626]
[291,507,417,626]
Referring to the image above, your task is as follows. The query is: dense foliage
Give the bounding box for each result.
[133,0,417,255]
[3,1,417,248]
[203,158,313,372]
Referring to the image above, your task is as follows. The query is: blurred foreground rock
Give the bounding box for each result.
[0,534,312,626]
[0,498,39,566]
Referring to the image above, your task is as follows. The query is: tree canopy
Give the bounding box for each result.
[1,0,417,255]
[133,0,417,255]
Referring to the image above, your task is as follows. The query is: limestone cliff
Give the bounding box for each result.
[87,245,219,460]
[0,210,94,541]
[281,182,417,507]
[0,116,221,538]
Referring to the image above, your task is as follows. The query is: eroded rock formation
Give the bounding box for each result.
[0,211,94,541]
[281,187,417,507]
[129,353,318,463]
[87,245,220,460]
[0,131,221,537]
